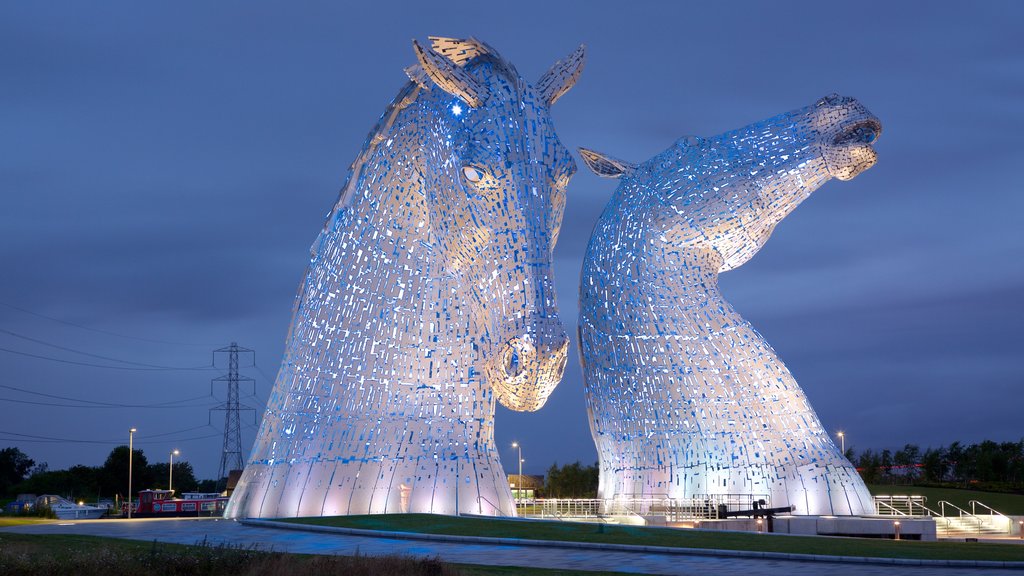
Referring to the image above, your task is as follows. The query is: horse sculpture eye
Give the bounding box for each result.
[462,166,485,183]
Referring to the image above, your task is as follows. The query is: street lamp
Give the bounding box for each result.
[837,431,845,456]
[169,449,180,495]
[511,441,523,501]
[128,427,137,519]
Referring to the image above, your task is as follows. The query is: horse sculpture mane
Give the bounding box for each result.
[227,37,583,519]
[578,95,882,515]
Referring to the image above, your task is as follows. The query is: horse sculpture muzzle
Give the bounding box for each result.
[814,94,882,181]
[490,314,569,412]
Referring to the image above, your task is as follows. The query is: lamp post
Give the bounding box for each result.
[169,449,180,494]
[511,441,523,501]
[128,427,137,519]
[837,431,845,456]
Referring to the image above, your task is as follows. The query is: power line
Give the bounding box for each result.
[0,397,218,409]
[0,433,223,445]
[0,300,213,347]
[253,363,277,386]
[0,425,220,445]
[0,383,212,408]
[141,424,214,439]
[0,326,214,370]
[0,345,217,371]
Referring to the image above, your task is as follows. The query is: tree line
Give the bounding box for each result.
[0,446,219,502]
[850,439,1024,490]
[544,439,1024,499]
[544,461,599,498]
[6,438,1022,503]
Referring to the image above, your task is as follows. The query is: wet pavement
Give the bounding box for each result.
[2,517,1022,575]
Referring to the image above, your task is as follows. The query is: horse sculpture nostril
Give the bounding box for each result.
[553,353,568,380]
[502,338,535,379]
[505,349,523,377]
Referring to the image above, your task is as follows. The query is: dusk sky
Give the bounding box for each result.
[2,1,1021,481]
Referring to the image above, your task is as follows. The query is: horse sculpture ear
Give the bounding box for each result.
[412,39,487,108]
[578,148,636,179]
[537,44,586,106]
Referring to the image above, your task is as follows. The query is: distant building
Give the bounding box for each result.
[508,474,544,500]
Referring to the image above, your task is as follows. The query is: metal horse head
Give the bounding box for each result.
[579,94,881,271]
[227,37,583,519]
[406,37,582,410]
[576,94,882,515]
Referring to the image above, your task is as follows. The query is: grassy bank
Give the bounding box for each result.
[284,514,1024,562]
[0,533,627,576]
[0,517,53,527]
[868,484,1024,515]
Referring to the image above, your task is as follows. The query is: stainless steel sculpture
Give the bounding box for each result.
[227,37,583,518]
[578,95,881,515]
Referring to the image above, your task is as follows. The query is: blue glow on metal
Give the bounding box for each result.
[226,37,584,519]
[578,94,882,515]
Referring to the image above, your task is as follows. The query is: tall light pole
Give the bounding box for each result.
[128,427,137,519]
[169,449,180,494]
[838,431,846,456]
[511,441,523,500]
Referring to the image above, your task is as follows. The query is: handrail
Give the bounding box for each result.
[873,495,936,517]
[937,500,984,532]
[535,497,742,521]
[969,500,1009,520]
[875,500,909,516]
[475,495,503,516]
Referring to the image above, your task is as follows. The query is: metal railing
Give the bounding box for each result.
[538,498,603,519]
[968,500,1012,534]
[873,496,1012,535]
[875,500,909,516]
[873,495,934,517]
[534,494,771,522]
[937,500,985,533]
[475,495,503,516]
[970,500,1009,521]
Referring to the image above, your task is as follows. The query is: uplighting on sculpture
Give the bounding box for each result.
[578,95,882,515]
[226,37,583,519]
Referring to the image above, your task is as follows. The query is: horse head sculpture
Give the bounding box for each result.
[227,37,583,519]
[578,94,882,515]
[408,38,580,411]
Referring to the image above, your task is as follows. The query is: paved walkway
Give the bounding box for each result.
[2,517,1021,575]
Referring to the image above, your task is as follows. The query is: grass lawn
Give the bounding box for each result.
[0,532,630,576]
[0,517,54,527]
[868,484,1024,515]
[283,514,1024,563]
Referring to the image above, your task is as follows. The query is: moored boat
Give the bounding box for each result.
[125,489,229,518]
[35,495,107,520]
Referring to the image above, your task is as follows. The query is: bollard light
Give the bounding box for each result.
[757,518,763,533]
[894,520,901,541]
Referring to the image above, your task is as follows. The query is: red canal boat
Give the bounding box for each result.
[124,490,229,517]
